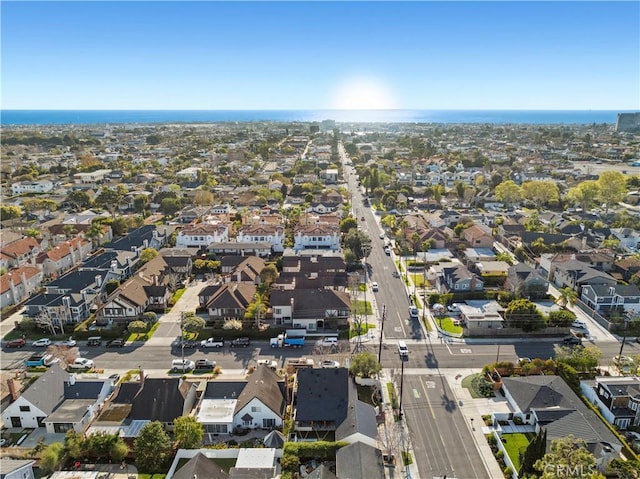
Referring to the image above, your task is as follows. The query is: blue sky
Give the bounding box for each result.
[2,1,639,110]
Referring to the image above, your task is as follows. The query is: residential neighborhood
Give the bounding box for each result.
[1,119,640,479]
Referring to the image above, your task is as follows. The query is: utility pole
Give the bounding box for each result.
[180,311,185,366]
[617,335,626,375]
[378,304,387,363]
[399,359,405,420]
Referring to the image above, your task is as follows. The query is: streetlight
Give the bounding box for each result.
[180,311,185,367]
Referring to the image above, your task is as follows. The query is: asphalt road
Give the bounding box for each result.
[342,152,423,341]
[401,373,489,479]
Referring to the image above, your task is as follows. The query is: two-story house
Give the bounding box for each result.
[581,284,640,315]
[462,224,494,249]
[293,224,340,251]
[35,237,92,279]
[198,283,256,322]
[270,288,351,330]
[582,377,640,430]
[435,264,484,294]
[0,237,42,270]
[0,266,43,309]
[176,224,229,248]
[237,224,285,253]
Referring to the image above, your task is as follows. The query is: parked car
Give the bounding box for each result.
[56,338,77,347]
[5,338,26,348]
[257,359,277,370]
[562,336,582,346]
[201,337,224,348]
[371,282,379,292]
[571,320,587,329]
[106,338,125,348]
[68,358,94,370]
[33,338,52,347]
[230,337,250,348]
[321,360,340,369]
[87,336,102,346]
[320,337,338,347]
[194,359,216,370]
[171,359,195,372]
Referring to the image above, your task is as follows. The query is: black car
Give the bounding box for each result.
[106,338,125,348]
[562,336,582,346]
[230,337,250,347]
[195,359,216,370]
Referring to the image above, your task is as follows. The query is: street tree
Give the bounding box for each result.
[182,315,206,335]
[134,421,172,473]
[174,416,204,449]
[555,344,602,373]
[349,351,382,378]
[555,287,578,307]
[534,435,604,479]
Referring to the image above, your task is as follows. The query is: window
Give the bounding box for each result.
[205,424,228,434]
[251,406,261,412]
[263,418,276,428]
[19,406,30,412]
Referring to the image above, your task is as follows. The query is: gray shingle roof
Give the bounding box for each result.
[21,363,68,415]
[172,452,229,479]
[235,365,285,417]
[295,369,351,423]
[336,442,385,479]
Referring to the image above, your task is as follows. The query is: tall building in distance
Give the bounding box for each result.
[616,112,640,133]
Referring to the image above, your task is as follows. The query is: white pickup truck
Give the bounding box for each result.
[200,337,224,348]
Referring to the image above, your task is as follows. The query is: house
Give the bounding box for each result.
[435,264,484,294]
[610,228,640,252]
[0,237,42,270]
[221,256,265,284]
[581,376,640,430]
[174,206,211,224]
[294,368,378,446]
[207,242,273,258]
[497,375,622,473]
[0,266,43,309]
[176,224,229,248]
[475,261,510,277]
[505,263,549,299]
[102,376,198,431]
[550,260,617,291]
[106,225,169,253]
[462,224,494,248]
[159,249,194,278]
[36,237,92,279]
[293,224,340,251]
[196,366,285,440]
[581,284,640,315]
[0,459,36,479]
[0,363,113,433]
[613,256,640,283]
[199,283,256,321]
[237,224,285,253]
[11,180,54,195]
[458,300,505,334]
[170,453,229,479]
[336,442,386,479]
[462,248,496,264]
[270,288,351,330]
[273,254,348,291]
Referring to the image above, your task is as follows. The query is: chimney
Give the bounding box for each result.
[7,379,19,401]
[69,375,76,385]
[111,260,118,272]
[95,275,103,287]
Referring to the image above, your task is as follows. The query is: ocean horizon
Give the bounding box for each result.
[1,109,636,126]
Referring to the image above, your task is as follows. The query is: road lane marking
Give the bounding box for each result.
[460,348,472,354]
[397,311,407,336]
[413,388,421,398]
[424,380,436,389]
[420,378,436,419]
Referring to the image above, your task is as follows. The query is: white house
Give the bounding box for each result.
[176,224,229,248]
[237,224,285,253]
[11,180,54,195]
[0,266,43,309]
[1,364,114,432]
[0,459,36,479]
[293,224,340,251]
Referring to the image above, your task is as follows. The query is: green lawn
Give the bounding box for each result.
[126,321,161,342]
[171,288,186,303]
[349,322,376,338]
[438,317,463,334]
[410,273,429,287]
[502,433,532,472]
[352,300,373,315]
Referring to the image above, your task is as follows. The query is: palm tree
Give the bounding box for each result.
[556,287,578,307]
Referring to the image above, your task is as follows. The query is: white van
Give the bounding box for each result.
[571,320,587,329]
[398,341,409,360]
[171,359,195,372]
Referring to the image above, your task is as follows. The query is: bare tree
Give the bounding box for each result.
[35,308,65,336]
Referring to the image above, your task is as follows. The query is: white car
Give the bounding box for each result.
[379,233,385,239]
[321,337,338,346]
[33,338,52,347]
[257,359,278,370]
[69,358,94,370]
[56,338,77,347]
[321,360,340,369]
[571,320,587,329]
[371,282,379,292]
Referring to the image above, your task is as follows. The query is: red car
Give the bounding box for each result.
[5,338,26,348]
